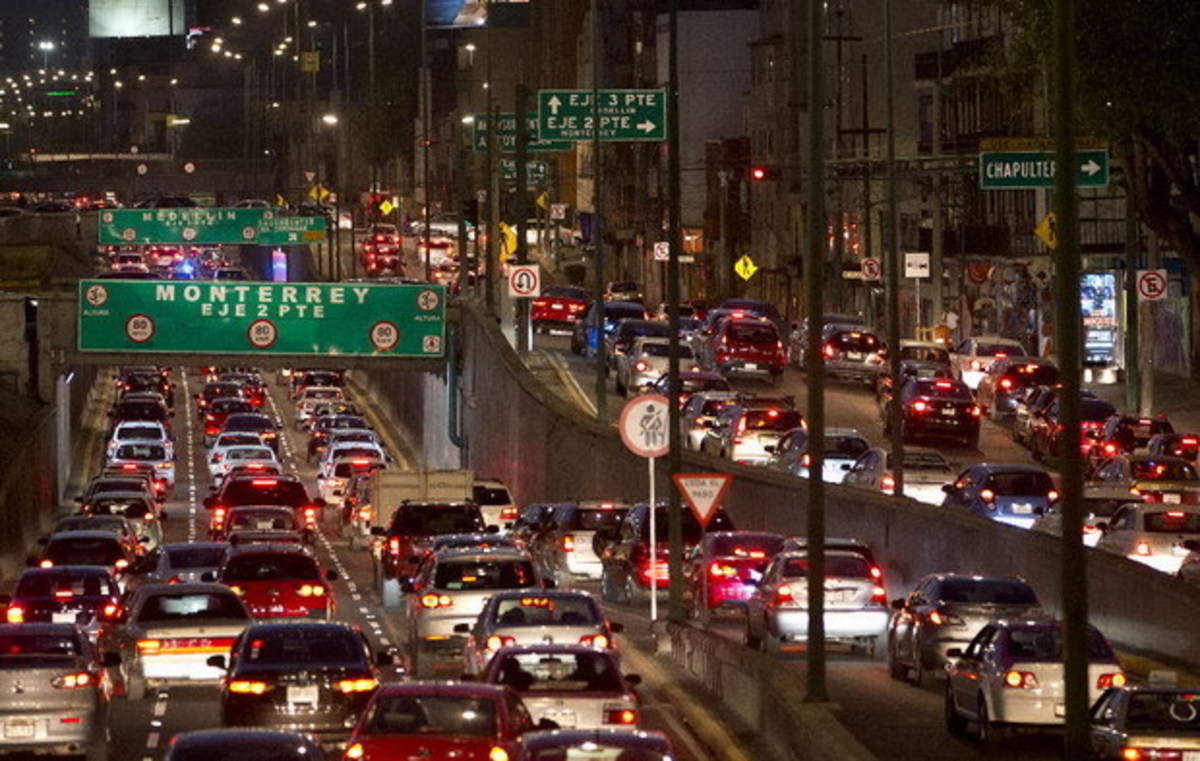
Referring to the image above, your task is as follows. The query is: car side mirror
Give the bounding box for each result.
[763,445,776,454]
[890,598,905,610]
[1095,521,1109,532]
[101,652,122,668]
[534,718,560,731]
[199,571,216,582]
[453,623,470,634]
[205,655,227,670]
[945,648,964,659]
[625,673,643,686]
[610,622,625,634]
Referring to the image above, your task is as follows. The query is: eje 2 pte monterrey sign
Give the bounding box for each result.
[978,149,1110,190]
[537,89,667,141]
[97,208,328,246]
[78,280,445,357]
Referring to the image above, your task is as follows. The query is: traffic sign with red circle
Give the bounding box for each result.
[247,319,278,349]
[618,395,670,458]
[508,264,541,298]
[370,321,400,352]
[125,314,154,343]
[861,257,881,281]
[1137,269,1168,302]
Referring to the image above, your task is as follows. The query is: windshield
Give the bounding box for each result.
[727,323,779,344]
[913,380,972,400]
[938,578,1038,605]
[391,506,485,534]
[493,651,625,693]
[745,409,804,431]
[367,695,497,736]
[222,554,320,581]
[1122,692,1200,733]
[1143,511,1200,533]
[828,435,870,458]
[1130,460,1198,481]
[491,596,600,627]
[983,471,1055,496]
[1006,627,1113,661]
[45,538,123,565]
[433,559,536,590]
[137,592,248,622]
[243,628,361,665]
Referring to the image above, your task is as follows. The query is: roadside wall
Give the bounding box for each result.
[0,407,57,579]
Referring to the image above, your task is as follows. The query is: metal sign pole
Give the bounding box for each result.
[648,455,657,622]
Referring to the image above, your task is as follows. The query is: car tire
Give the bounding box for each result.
[125,671,146,701]
[744,615,762,649]
[944,684,969,738]
[380,577,403,608]
[600,568,618,603]
[974,696,995,743]
[886,637,905,680]
[909,649,927,687]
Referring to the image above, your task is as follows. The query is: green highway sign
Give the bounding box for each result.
[97,208,327,245]
[472,113,572,153]
[537,89,667,142]
[78,280,445,357]
[979,149,1110,190]
[500,159,548,186]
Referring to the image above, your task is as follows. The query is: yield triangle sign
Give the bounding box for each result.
[672,473,732,528]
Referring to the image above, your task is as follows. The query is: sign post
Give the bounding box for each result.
[618,395,670,621]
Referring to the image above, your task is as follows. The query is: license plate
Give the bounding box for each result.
[1011,503,1033,514]
[847,352,863,360]
[549,712,577,728]
[1163,493,1182,504]
[941,408,956,417]
[829,590,854,603]
[551,303,563,310]
[52,612,77,623]
[287,685,319,706]
[743,363,759,371]
[4,720,34,739]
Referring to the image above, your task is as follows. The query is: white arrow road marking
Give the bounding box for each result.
[547,96,562,115]
[1082,159,1102,176]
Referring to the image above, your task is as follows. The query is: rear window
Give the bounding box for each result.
[117,426,163,441]
[709,534,784,558]
[492,596,600,626]
[1004,363,1059,386]
[391,505,485,534]
[937,578,1038,605]
[1143,511,1200,533]
[727,323,779,344]
[912,380,972,400]
[165,546,227,569]
[1122,692,1200,733]
[642,509,734,544]
[137,592,248,622]
[90,497,153,520]
[493,651,625,692]
[229,511,296,531]
[209,399,252,414]
[221,479,310,507]
[900,346,949,363]
[15,572,114,597]
[433,559,536,590]
[113,403,166,421]
[227,447,275,462]
[1005,627,1113,661]
[605,305,646,321]
[745,409,804,431]
[116,443,167,460]
[830,331,881,352]
[545,286,588,301]
[0,633,81,657]
[782,554,872,578]
[45,538,123,565]
[473,486,512,505]
[302,372,343,387]
[640,343,693,358]
[828,435,870,458]
[224,415,276,431]
[1130,460,1198,481]
[682,377,729,394]
[368,695,497,736]
[333,461,382,478]
[983,471,1055,496]
[976,343,1021,357]
[571,508,628,531]
[222,553,320,581]
[244,628,361,665]
[701,399,734,416]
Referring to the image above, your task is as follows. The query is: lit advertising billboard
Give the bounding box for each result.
[90,0,187,38]
[427,0,528,29]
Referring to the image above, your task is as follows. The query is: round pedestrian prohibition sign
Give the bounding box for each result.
[125,314,154,343]
[370,321,400,352]
[247,319,278,349]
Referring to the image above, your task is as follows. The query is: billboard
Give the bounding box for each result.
[427,0,528,29]
[90,0,187,38]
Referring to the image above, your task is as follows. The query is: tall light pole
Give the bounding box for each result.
[38,41,55,70]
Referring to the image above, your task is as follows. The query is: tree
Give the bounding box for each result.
[984,0,1200,266]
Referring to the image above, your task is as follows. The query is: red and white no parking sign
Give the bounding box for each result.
[1136,269,1167,302]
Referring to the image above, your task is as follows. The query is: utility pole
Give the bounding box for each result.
[1124,191,1139,413]
[826,8,860,313]
[666,0,684,624]
[929,50,945,325]
[515,83,531,353]
[884,0,905,497]
[803,0,828,705]
[420,0,432,283]
[591,0,608,422]
[485,97,498,317]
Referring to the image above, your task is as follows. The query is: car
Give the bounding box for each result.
[884,377,981,448]
[646,369,732,405]
[195,381,244,414]
[529,501,632,586]
[45,514,144,561]
[99,582,252,700]
[1146,432,1200,463]
[716,297,788,335]
[473,479,519,532]
[1,566,123,637]
[842,446,957,506]
[404,547,543,677]
[78,473,159,508]
[416,235,457,266]
[515,729,675,761]
[342,682,541,760]
[702,316,787,384]
[975,357,1060,420]
[699,400,805,465]
[207,444,279,484]
[0,623,118,761]
[201,398,256,446]
[458,590,619,677]
[371,500,489,608]
[1028,395,1117,463]
[1010,384,1066,448]
[360,223,403,274]
[143,542,229,584]
[819,325,887,385]
[207,431,265,454]
[163,729,328,760]
[1084,454,1200,514]
[209,544,337,620]
[317,455,387,508]
[764,427,871,483]
[205,474,325,536]
[684,531,785,624]
[886,573,1042,686]
[571,301,649,357]
[680,390,742,451]
[483,644,641,730]
[37,532,141,588]
[531,285,590,333]
[744,548,889,656]
[228,529,308,548]
[1090,413,1177,465]
[614,336,698,397]
[599,503,734,606]
[107,440,176,489]
[509,503,565,547]
[218,505,305,542]
[941,464,1058,529]
[605,320,672,371]
[316,441,390,477]
[944,619,1125,741]
[306,414,372,460]
[80,491,164,554]
[290,369,345,399]
[787,313,868,363]
[604,280,643,302]
[294,386,347,430]
[875,358,955,408]
[210,622,386,748]
[218,413,282,455]
[949,335,1027,390]
[1088,687,1200,760]
[1094,503,1200,574]
[106,420,174,461]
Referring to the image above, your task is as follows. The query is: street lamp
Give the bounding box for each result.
[38,41,55,70]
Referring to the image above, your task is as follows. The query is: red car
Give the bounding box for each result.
[361,224,403,274]
[707,316,787,384]
[686,531,785,623]
[202,397,255,446]
[212,544,337,620]
[531,285,590,334]
[343,682,542,761]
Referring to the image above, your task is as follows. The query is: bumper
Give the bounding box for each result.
[986,690,1068,725]
[826,361,879,380]
[715,360,783,376]
[564,556,604,579]
[0,710,100,752]
[139,654,227,684]
[769,608,889,642]
[414,613,476,644]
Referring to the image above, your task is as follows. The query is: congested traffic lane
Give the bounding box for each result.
[99,366,703,761]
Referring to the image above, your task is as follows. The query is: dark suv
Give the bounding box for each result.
[370,501,488,607]
[885,377,981,448]
[205,475,325,539]
[598,503,734,605]
[975,357,1060,420]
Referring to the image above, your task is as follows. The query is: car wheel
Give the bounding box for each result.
[909,648,927,687]
[744,615,762,649]
[600,568,619,603]
[944,684,969,738]
[886,636,906,680]
[975,696,995,743]
[125,670,146,701]
[380,577,402,608]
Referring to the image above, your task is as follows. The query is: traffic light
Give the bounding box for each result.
[748,165,779,181]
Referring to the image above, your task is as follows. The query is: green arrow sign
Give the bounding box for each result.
[979,149,1110,189]
[537,89,667,142]
[97,208,327,245]
[472,113,572,153]
[500,159,548,187]
[78,280,445,357]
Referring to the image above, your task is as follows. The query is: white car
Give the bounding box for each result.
[107,421,174,461]
[764,427,871,484]
[207,444,279,483]
[950,335,1026,390]
[108,441,176,489]
[316,456,387,507]
[1094,503,1200,574]
[318,441,390,474]
[293,386,346,429]
[680,391,741,451]
[614,337,698,397]
[206,431,264,454]
[842,446,956,505]
[473,479,518,532]
[944,619,1125,741]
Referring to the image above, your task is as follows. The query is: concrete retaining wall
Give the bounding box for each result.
[0,407,58,579]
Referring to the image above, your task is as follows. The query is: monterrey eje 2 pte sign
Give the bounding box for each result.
[78,280,445,357]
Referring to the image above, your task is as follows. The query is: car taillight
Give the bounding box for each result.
[869,565,883,580]
[205,425,220,435]
[489,748,510,761]
[115,559,130,570]
[1120,748,1185,761]
[486,635,516,652]
[709,563,737,578]
[137,639,161,654]
[334,677,378,693]
[297,584,326,597]
[1104,442,1119,456]
[823,343,836,359]
[1097,672,1127,689]
[634,360,651,373]
[881,475,895,495]
[1134,541,1152,556]
[5,606,24,624]
[101,603,121,621]
[980,489,996,507]
[604,708,638,725]
[910,400,929,413]
[562,534,576,553]
[1003,670,1039,688]
[227,679,271,694]
[771,587,796,607]
[871,585,887,604]
[969,405,982,417]
[1048,490,1059,504]
[800,453,811,469]
[213,508,227,523]
[926,609,964,626]
[389,537,401,554]
[303,507,317,524]
[420,594,453,609]
[580,634,610,649]
[40,560,54,568]
[52,671,97,689]
[357,506,371,520]
[344,743,365,760]
[999,378,1013,390]
[500,506,519,521]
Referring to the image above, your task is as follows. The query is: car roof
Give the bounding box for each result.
[432,547,532,562]
[18,564,114,578]
[225,543,316,558]
[129,581,238,597]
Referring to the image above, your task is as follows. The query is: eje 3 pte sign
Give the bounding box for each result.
[78,280,445,357]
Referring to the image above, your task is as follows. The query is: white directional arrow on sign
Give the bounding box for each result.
[637,121,656,134]
[1081,159,1102,176]
[547,96,563,115]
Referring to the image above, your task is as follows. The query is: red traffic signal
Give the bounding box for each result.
[748,166,778,181]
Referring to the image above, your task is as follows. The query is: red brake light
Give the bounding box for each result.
[871,585,887,604]
[419,594,453,609]
[580,633,610,649]
[1134,540,1152,556]
[1003,670,1039,688]
[604,708,638,725]
[934,381,953,389]
[910,400,929,413]
[1097,672,1127,689]
[823,343,836,359]
[54,589,73,601]
[634,361,651,373]
[999,378,1013,390]
[52,671,96,690]
[5,605,25,624]
[1048,490,1059,504]
[486,635,516,652]
[980,489,996,506]
[881,475,896,494]
[251,478,278,486]
[771,587,795,606]
[561,534,576,553]
[709,563,736,578]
